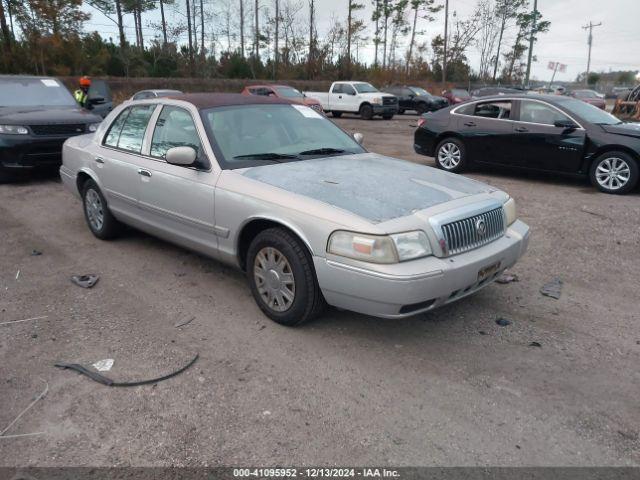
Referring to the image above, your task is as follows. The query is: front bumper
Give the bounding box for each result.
[314,220,530,318]
[0,135,69,170]
[373,104,399,115]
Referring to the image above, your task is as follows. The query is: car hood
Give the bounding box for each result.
[600,122,640,138]
[243,153,495,224]
[0,106,102,125]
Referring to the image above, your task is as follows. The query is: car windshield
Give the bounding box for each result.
[410,87,432,97]
[0,77,77,107]
[275,87,304,99]
[559,98,621,125]
[353,83,379,93]
[452,89,469,97]
[88,80,112,101]
[202,104,366,169]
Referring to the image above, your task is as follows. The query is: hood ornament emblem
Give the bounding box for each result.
[475,218,487,236]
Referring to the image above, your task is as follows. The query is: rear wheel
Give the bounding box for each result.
[398,109,405,115]
[246,228,326,326]
[331,111,342,118]
[435,137,467,173]
[360,104,374,120]
[81,179,122,239]
[589,151,638,194]
[382,113,394,120]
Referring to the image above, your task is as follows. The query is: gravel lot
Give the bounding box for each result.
[1,113,639,467]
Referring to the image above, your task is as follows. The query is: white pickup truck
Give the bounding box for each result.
[304,81,399,120]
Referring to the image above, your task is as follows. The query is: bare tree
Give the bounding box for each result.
[346,1,365,78]
[240,0,245,56]
[475,0,500,80]
[185,0,194,72]
[405,0,441,75]
[493,0,526,81]
[254,0,259,59]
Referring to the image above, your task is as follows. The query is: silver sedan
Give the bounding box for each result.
[60,94,530,325]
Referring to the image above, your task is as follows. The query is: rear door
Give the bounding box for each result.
[136,104,218,254]
[454,100,514,164]
[512,99,586,172]
[97,104,156,219]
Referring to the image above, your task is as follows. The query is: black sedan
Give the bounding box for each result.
[414,94,640,194]
[383,86,448,115]
[0,75,103,182]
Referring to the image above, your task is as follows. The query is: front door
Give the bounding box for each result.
[512,100,586,172]
[137,105,218,255]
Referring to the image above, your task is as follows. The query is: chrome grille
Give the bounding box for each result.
[383,96,398,106]
[442,207,505,255]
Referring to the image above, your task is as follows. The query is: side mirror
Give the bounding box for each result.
[89,97,105,105]
[554,119,578,130]
[353,132,364,144]
[166,146,197,166]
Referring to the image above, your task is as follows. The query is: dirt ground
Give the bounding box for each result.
[1,113,639,467]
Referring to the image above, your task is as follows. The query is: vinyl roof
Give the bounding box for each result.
[169,93,293,109]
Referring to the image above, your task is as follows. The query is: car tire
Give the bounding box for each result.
[416,103,427,115]
[0,166,15,184]
[331,111,342,118]
[246,227,326,326]
[398,109,405,115]
[382,113,394,120]
[589,151,638,194]
[435,137,467,173]
[360,104,374,120]
[81,179,121,239]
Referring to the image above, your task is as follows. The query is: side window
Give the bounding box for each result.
[332,84,343,94]
[473,101,512,119]
[455,103,475,115]
[103,107,130,147]
[150,106,202,160]
[520,101,570,125]
[247,88,258,95]
[117,104,155,153]
[403,88,414,96]
[343,84,356,95]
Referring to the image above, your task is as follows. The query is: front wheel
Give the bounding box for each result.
[435,138,467,173]
[82,179,122,239]
[360,104,374,120]
[246,228,326,326]
[331,111,342,118]
[589,151,638,194]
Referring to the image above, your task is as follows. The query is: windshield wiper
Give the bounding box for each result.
[233,152,299,162]
[298,148,348,156]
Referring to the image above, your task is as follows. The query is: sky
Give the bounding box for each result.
[83,0,640,83]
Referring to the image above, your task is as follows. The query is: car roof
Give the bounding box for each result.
[169,93,294,109]
[246,84,293,89]
[465,93,570,103]
[0,74,57,81]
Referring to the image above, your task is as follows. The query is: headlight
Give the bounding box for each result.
[87,122,101,132]
[372,97,382,105]
[504,197,517,226]
[0,125,29,135]
[327,230,431,264]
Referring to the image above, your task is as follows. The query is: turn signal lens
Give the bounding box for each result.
[504,198,517,226]
[328,231,397,264]
[417,118,426,128]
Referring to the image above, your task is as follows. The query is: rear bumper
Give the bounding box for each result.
[314,220,530,318]
[0,135,70,170]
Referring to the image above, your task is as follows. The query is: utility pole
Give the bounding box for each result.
[524,0,537,88]
[442,0,448,84]
[582,20,602,85]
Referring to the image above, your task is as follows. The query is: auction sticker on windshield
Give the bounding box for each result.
[292,104,323,119]
[41,79,60,87]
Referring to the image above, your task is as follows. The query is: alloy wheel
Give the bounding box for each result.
[85,188,104,231]
[595,157,631,191]
[253,246,296,312]
[438,142,461,169]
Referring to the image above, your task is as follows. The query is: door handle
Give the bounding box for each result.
[515,126,529,132]
[95,156,104,164]
[464,122,476,127]
[338,95,342,99]
[138,169,152,178]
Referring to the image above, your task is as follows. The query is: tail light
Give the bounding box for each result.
[417,117,426,128]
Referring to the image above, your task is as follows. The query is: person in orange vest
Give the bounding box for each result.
[74,76,92,108]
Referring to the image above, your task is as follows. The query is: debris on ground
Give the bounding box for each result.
[496,272,519,284]
[70,274,99,289]
[0,380,48,440]
[529,341,542,348]
[540,277,563,299]
[92,359,114,372]
[30,250,42,256]
[55,353,198,387]
[15,270,20,280]
[0,315,48,327]
[478,330,488,335]
[174,316,196,328]
[496,318,512,327]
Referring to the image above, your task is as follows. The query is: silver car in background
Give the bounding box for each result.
[60,94,529,326]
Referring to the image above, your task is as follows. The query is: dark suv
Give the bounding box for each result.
[382,85,448,115]
[0,76,103,182]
